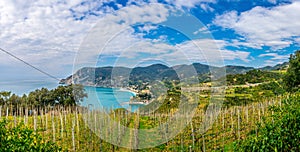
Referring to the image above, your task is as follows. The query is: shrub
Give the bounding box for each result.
[284,50,300,92]
[0,119,62,151]
[235,94,300,151]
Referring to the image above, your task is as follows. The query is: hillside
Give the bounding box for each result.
[60,62,286,87]
[259,62,289,71]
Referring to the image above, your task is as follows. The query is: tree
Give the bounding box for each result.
[20,94,28,107]
[52,84,87,106]
[0,85,87,107]
[72,84,88,103]
[8,94,21,107]
[284,50,300,92]
[0,91,11,105]
[27,88,56,106]
[0,94,3,104]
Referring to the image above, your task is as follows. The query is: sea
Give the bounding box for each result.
[82,86,140,111]
[0,80,58,95]
[0,80,139,111]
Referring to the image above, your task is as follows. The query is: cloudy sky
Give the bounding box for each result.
[1,0,300,93]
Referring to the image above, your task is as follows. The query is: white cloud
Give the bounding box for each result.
[267,0,277,4]
[0,1,250,82]
[258,53,290,60]
[95,34,250,68]
[0,0,125,78]
[258,53,290,66]
[229,39,263,49]
[295,37,300,45]
[111,38,251,67]
[200,3,214,12]
[138,24,159,34]
[213,11,238,29]
[73,3,173,69]
[165,0,216,9]
[193,27,209,35]
[263,59,285,66]
[174,39,250,63]
[213,1,300,50]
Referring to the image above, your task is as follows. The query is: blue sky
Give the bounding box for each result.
[0,0,300,93]
[76,0,299,68]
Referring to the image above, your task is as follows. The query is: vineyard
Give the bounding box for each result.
[1,51,300,151]
[0,95,286,151]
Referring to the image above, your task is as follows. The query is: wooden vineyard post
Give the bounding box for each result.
[72,116,76,151]
[76,107,80,151]
[45,107,48,131]
[258,104,261,123]
[134,110,140,150]
[279,98,282,108]
[262,102,265,116]
[99,110,103,152]
[222,108,225,130]
[6,106,8,120]
[59,107,64,139]
[40,107,45,138]
[64,108,67,138]
[251,104,254,129]
[23,107,26,125]
[18,106,22,126]
[16,105,19,126]
[190,122,195,150]
[38,106,40,130]
[222,108,225,151]
[213,115,216,150]
[34,109,37,133]
[92,109,95,151]
[272,109,274,124]
[52,110,56,142]
[40,108,43,131]
[202,134,206,152]
[19,106,22,126]
[180,133,184,151]
[25,107,28,125]
[13,110,16,128]
[0,106,2,119]
[246,105,249,123]
[94,109,97,138]
[254,104,258,137]
[230,107,234,134]
[117,110,121,147]
[237,107,240,140]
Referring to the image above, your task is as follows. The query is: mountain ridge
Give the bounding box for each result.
[60,62,288,87]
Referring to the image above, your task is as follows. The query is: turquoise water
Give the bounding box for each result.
[82,86,141,112]
[0,81,139,112]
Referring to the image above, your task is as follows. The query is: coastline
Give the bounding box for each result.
[83,85,138,96]
[119,88,138,96]
[82,86,143,112]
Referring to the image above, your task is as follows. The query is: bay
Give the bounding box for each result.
[0,80,140,112]
[81,86,140,112]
